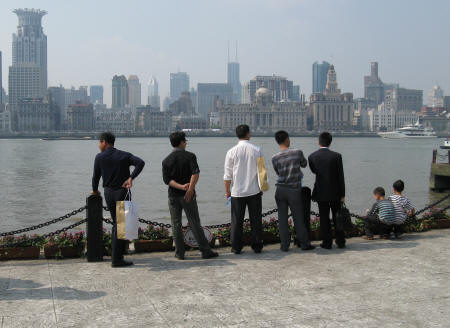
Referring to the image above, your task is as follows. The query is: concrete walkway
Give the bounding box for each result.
[1,230,449,328]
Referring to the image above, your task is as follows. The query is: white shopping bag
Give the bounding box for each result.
[116,190,139,240]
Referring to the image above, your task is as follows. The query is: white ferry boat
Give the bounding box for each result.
[378,121,437,139]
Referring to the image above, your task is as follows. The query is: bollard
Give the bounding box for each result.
[432,149,437,164]
[448,151,450,165]
[86,194,103,262]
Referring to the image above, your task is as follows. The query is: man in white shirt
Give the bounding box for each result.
[224,125,265,254]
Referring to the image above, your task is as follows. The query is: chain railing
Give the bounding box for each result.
[0,219,87,248]
[1,193,449,249]
[0,206,86,237]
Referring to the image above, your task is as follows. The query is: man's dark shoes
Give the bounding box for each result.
[320,243,332,250]
[337,244,346,249]
[175,254,185,260]
[231,248,241,254]
[202,251,219,259]
[253,248,262,254]
[112,260,133,268]
[280,247,289,252]
[302,245,316,251]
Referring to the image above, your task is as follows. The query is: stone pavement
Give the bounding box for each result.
[1,230,449,328]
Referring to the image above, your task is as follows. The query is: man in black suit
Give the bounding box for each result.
[308,132,346,249]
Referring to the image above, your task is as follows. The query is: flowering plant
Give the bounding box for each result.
[421,208,449,221]
[45,231,85,248]
[262,217,279,236]
[0,234,45,248]
[310,216,320,230]
[216,226,231,244]
[138,224,170,240]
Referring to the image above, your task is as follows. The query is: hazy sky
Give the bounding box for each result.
[1,0,449,106]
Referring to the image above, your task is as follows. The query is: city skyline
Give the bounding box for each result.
[0,0,449,107]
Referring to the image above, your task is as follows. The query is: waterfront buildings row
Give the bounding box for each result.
[1,8,449,135]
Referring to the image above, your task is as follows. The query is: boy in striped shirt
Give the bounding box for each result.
[388,180,415,237]
[363,187,396,240]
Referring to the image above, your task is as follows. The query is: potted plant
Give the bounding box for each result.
[44,231,85,259]
[0,234,44,260]
[309,216,321,241]
[134,224,173,253]
[262,217,280,244]
[216,226,231,247]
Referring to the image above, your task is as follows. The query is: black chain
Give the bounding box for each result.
[0,206,87,237]
[0,218,87,248]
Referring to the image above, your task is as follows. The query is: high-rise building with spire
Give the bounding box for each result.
[8,9,48,105]
[227,41,241,104]
[148,76,160,108]
[309,64,353,131]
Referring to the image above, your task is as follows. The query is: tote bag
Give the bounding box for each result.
[116,189,139,240]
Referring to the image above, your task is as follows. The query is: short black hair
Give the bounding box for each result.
[373,187,385,197]
[99,131,115,145]
[319,132,332,147]
[236,125,250,139]
[393,180,405,193]
[169,131,186,147]
[275,130,289,145]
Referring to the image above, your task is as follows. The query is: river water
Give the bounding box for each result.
[0,137,447,232]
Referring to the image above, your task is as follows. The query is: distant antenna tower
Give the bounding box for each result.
[227,40,230,63]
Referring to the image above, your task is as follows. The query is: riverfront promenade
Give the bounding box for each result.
[1,230,449,327]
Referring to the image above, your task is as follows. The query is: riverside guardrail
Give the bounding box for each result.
[1,193,449,258]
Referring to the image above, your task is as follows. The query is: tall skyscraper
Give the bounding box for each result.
[227,62,241,104]
[127,75,141,107]
[312,61,330,93]
[89,85,104,104]
[112,75,128,109]
[147,76,160,108]
[8,9,48,106]
[197,83,233,118]
[170,72,189,101]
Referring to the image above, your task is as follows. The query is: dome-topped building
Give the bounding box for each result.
[428,85,444,108]
[255,84,273,105]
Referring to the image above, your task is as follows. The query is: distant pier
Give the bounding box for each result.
[430,149,450,192]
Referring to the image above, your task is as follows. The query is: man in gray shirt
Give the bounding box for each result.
[272,131,314,251]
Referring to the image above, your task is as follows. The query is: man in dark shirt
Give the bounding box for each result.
[162,132,218,260]
[92,132,145,267]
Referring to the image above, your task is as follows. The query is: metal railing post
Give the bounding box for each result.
[86,194,103,262]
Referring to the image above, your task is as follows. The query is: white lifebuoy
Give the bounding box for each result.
[183,226,213,247]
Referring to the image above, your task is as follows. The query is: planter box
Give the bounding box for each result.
[134,238,174,253]
[263,232,280,244]
[436,218,450,229]
[44,244,85,259]
[0,246,40,261]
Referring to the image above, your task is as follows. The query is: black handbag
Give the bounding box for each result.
[336,202,353,232]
